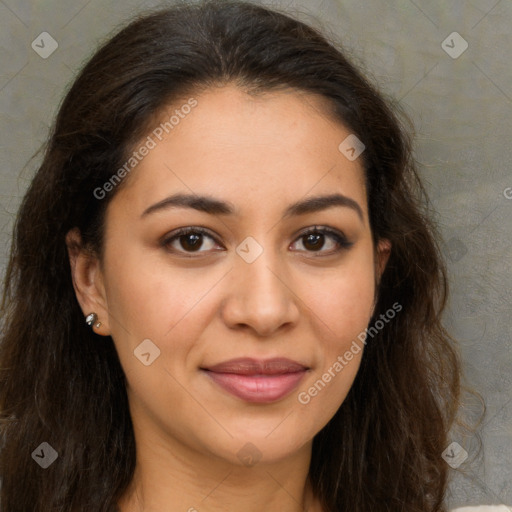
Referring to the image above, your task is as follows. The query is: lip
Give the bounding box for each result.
[202,358,309,403]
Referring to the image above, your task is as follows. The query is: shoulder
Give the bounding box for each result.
[450,506,511,512]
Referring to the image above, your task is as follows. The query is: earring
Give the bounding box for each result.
[85,313,101,329]
[85,313,97,326]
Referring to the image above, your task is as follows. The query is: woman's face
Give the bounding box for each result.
[80,85,390,466]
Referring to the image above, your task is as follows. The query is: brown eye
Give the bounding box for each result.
[161,227,221,255]
[178,233,203,252]
[290,227,353,255]
[302,232,326,251]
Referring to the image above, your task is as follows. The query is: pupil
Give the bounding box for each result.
[182,233,201,251]
[305,233,323,251]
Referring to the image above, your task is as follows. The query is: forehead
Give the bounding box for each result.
[111,84,368,221]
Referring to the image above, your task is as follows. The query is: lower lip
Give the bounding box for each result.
[203,370,307,403]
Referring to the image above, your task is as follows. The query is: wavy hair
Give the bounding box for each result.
[0,1,462,510]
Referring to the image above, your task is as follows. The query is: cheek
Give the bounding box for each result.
[102,248,215,339]
[101,253,212,412]
[292,251,375,417]
[307,274,374,336]
[302,250,376,347]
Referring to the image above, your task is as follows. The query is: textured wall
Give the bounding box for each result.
[0,0,510,508]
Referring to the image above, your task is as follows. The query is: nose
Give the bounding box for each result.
[219,245,300,338]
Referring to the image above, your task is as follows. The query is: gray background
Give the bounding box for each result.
[1,0,510,508]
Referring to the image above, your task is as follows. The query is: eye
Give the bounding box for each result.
[161,225,353,257]
[161,227,222,256]
[290,226,353,255]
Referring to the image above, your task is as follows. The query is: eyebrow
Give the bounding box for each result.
[141,192,364,222]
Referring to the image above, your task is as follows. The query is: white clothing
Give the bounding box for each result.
[451,506,511,512]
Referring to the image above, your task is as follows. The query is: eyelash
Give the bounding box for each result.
[160,225,353,258]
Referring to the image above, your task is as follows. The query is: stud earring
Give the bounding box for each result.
[85,313,101,329]
[85,313,97,326]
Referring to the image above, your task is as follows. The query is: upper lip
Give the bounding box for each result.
[202,358,308,375]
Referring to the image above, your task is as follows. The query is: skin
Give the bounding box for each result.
[67,84,391,512]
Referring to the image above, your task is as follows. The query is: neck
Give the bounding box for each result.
[117,419,321,512]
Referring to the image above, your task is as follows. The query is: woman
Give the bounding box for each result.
[0,1,500,511]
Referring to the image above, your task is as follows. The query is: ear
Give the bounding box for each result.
[375,238,391,283]
[370,238,392,317]
[66,228,111,336]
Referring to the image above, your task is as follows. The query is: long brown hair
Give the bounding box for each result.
[0,1,462,510]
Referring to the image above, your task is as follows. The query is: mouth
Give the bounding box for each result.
[201,358,309,403]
